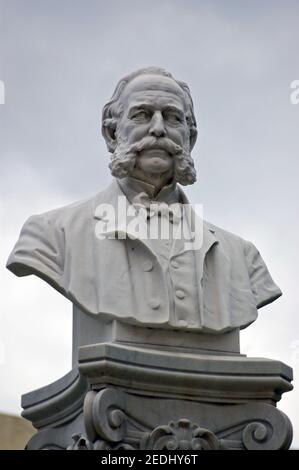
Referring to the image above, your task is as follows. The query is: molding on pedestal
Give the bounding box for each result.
[79,343,293,404]
[70,386,292,450]
[21,342,293,450]
[22,368,88,430]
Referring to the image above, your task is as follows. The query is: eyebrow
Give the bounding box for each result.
[128,103,185,118]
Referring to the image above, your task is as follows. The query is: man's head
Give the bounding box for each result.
[102,67,198,186]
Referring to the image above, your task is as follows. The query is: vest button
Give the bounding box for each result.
[148,298,160,309]
[143,261,154,272]
[175,289,185,299]
[171,260,179,269]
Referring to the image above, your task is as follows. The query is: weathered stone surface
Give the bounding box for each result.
[7,68,282,334]
[6,67,293,450]
[22,342,293,450]
[72,311,241,366]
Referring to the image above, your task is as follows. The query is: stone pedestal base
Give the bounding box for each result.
[22,342,293,450]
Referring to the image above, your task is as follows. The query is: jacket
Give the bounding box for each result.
[6,179,282,333]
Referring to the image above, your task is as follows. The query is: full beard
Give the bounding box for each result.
[109,136,197,186]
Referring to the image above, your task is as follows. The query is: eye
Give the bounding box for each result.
[164,112,183,124]
[131,110,150,121]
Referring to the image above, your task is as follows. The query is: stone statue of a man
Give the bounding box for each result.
[6,67,282,333]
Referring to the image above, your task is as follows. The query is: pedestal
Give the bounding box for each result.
[22,337,293,450]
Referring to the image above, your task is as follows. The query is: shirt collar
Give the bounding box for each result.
[117,176,180,205]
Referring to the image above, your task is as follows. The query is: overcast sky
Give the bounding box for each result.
[0,0,298,447]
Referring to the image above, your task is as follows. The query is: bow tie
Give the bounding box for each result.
[131,192,183,224]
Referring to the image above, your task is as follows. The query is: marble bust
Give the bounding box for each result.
[6,67,282,334]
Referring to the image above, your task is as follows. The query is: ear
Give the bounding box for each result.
[102,118,117,153]
[189,126,198,151]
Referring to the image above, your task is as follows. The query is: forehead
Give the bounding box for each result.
[119,74,188,111]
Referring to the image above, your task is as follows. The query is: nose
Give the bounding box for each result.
[149,111,166,138]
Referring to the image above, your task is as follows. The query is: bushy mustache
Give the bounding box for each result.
[109,135,197,186]
[129,135,183,156]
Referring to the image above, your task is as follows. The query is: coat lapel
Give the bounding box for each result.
[93,179,159,258]
[175,186,219,282]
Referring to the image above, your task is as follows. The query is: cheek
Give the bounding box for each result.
[166,126,189,146]
[118,120,149,144]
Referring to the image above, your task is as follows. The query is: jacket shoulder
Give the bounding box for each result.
[204,221,248,250]
[28,192,103,227]
[205,220,282,309]
[32,180,117,227]
[6,190,105,283]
